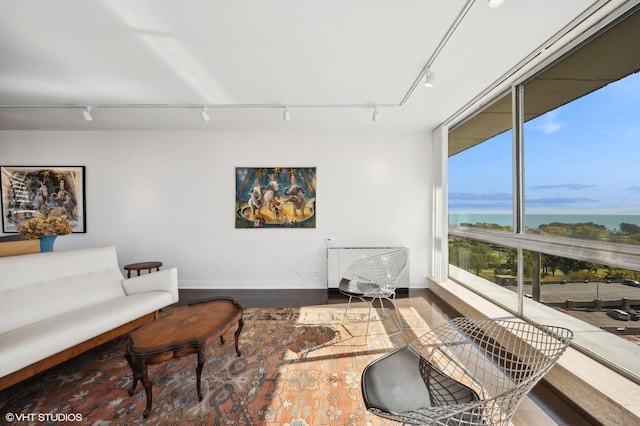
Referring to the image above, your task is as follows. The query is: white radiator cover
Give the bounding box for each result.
[327,246,410,289]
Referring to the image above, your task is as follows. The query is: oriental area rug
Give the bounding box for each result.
[0,306,431,426]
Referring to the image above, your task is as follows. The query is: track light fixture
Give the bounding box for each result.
[424,70,435,88]
[488,0,504,8]
[283,107,290,121]
[200,106,210,122]
[82,106,93,122]
[372,106,378,122]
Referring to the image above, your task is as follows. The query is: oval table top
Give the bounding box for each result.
[128,298,243,357]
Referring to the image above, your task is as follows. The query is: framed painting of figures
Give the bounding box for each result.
[236,167,316,228]
[1,166,86,233]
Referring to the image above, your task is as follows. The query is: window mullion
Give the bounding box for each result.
[513,84,525,236]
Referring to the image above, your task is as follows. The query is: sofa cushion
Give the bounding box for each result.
[0,269,126,334]
[0,246,123,289]
[0,291,173,378]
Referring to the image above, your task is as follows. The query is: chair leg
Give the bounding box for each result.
[365,300,374,343]
[343,295,353,319]
[378,296,386,315]
[388,296,403,330]
[343,293,401,344]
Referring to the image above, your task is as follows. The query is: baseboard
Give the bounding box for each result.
[179,280,428,290]
[179,279,329,290]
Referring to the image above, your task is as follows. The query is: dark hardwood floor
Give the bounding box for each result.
[179,287,413,307]
[177,287,596,425]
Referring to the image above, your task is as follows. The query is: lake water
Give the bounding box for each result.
[448,213,640,230]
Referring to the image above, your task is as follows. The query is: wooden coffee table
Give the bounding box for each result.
[125,297,244,418]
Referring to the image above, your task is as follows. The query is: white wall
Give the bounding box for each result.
[0,130,432,289]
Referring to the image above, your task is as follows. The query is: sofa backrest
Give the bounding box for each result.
[0,245,126,334]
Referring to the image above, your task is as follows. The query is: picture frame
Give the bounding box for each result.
[235,167,316,228]
[1,166,86,233]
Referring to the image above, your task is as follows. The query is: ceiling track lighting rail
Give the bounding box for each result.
[400,0,476,105]
[0,103,399,122]
[0,103,399,109]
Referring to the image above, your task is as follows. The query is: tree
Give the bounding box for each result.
[542,254,560,276]
[449,239,495,276]
[538,222,607,241]
[503,249,533,277]
[620,222,640,234]
[556,257,585,276]
[570,223,607,240]
[469,243,493,275]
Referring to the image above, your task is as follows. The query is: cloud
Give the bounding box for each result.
[623,126,640,140]
[526,196,597,206]
[625,186,640,192]
[448,192,512,210]
[529,183,596,190]
[449,201,513,210]
[449,192,599,210]
[533,110,562,134]
[448,192,511,201]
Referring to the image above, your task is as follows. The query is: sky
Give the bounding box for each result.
[449,71,640,215]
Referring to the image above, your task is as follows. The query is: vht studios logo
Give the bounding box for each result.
[5,412,83,422]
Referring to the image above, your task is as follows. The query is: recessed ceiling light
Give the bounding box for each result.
[82,106,93,122]
[424,70,435,88]
[200,106,210,122]
[488,0,504,8]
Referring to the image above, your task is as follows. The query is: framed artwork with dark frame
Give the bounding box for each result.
[1,166,86,233]
[235,167,316,228]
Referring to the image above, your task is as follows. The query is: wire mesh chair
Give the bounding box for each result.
[361,317,574,425]
[338,248,409,341]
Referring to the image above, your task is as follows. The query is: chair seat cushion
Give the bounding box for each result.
[338,278,380,297]
[362,346,480,415]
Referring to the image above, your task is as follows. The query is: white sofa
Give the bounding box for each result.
[0,245,178,390]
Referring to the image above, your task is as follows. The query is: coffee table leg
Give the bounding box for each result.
[140,362,153,418]
[234,318,244,357]
[125,351,138,395]
[196,343,205,401]
[126,351,153,418]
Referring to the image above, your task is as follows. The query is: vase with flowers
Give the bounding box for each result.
[17,212,72,252]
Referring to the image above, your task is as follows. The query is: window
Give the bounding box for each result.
[447,6,640,384]
[523,12,640,243]
[448,92,513,230]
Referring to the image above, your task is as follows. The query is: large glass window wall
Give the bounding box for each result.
[447,6,640,383]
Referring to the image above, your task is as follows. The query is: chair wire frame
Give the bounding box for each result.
[363,317,574,425]
[338,248,409,341]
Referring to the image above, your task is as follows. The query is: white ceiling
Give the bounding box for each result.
[0,0,605,132]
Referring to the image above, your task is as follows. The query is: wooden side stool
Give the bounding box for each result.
[124,261,163,278]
